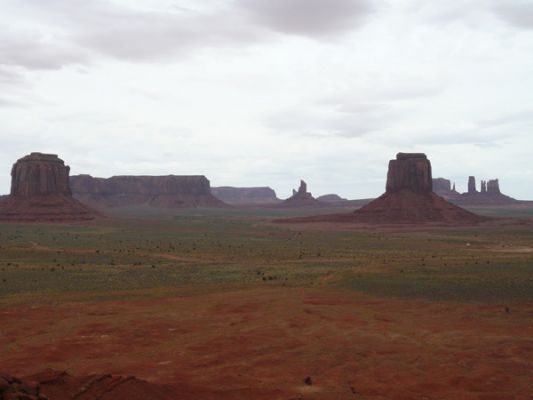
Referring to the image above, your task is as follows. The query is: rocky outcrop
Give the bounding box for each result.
[454,176,518,206]
[432,178,460,200]
[211,186,280,205]
[386,153,432,194]
[70,175,226,209]
[0,153,96,222]
[468,176,477,194]
[349,153,484,223]
[279,153,486,225]
[487,179,501,195]
[10,153,72,197]
[1,369,180,400]
[279,180,322,207]
[0,372,47,400]
[433,178,451,193]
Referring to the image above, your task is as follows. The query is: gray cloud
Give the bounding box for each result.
[235,0,374,38]
[0,30,88,70]
[1,0,373,71]
[1,0,375,72]
[1,0,259,67]
[494,0,533,29]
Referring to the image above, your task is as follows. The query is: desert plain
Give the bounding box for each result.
[1,205,532,399]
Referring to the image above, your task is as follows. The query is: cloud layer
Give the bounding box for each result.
[0,0,532,199]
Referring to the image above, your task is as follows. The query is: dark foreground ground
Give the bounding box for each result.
[1,204,532,399]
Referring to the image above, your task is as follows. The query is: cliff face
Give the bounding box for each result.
[10,153,71,197]
[468,176,477,194]
[365,153,483,223]
[211,186,280,205]
[454,177,517,206]
[386,153,432,194]
[0,153,96,222]
[70,175,226,209]
[278,153,485,225]
[487,179,501,195]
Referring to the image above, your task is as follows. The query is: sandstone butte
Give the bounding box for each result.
[278,153,487,224]
[0,153,96,222]
[279,180,323,207]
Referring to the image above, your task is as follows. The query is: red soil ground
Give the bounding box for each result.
[0,195,96,222]
[1,287,532,399]
[278,190,489,225]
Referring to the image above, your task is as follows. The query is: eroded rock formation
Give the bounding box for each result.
[70,175,226,209]
[487,179,501,195]
[433,178,460,200]
[11,153,72,197]
[468,176,477,194]
[386,153,432,194]
[279,180,322,207]
[349,153,484,223]
[280,153,485,224]
[211,186,280,205]
[0,153,96,222]
[454,176,517,205]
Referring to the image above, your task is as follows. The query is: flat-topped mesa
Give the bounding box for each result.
[11,152,71,197]
[211,186,280,205]
[386,153,432,194]
[433,178,452,192]
[278,152,486,225]
[69,174,226,208]
[71,175,212,196]
[0,153,96,222]
[432,178,460,200]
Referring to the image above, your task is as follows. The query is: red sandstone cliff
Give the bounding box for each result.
[0,153,96,222]
[278,153,485,225]
[70,175,226,209]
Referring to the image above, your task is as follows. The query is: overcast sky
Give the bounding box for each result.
[1,0,532,199]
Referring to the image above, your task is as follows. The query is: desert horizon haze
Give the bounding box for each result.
[1,0,532,199]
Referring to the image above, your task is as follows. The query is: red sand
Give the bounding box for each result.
[1,288,532,399]
[278,190,489,225]
[0,195,96,222]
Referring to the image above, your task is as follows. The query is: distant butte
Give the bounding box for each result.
[211,186,280,205]
[434,176,519,206]
[279,180,323,207]
[278,153,487,225]
[70,174,227,209]
[0,153,96,222]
